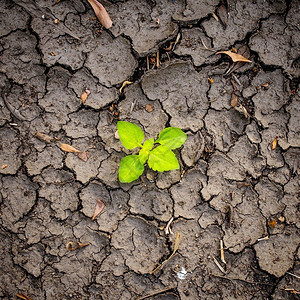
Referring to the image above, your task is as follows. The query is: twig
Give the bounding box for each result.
[220,240,226,264]
[130,99,137,114]
[213,256,226,274]
[164,217,174,235]
[2,93,27,121]
[137,287,175,300]
[287,272,300,280]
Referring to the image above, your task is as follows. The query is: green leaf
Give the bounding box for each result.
[156,127,187,149]
[117,121,144,150]
[148,145,180,172]
[139,148,149,164]
[142,138,154,151]
[119,155,144,183]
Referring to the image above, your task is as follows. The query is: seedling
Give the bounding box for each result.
[117,121,187,183]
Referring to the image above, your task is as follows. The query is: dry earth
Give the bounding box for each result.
[0,0,300,299]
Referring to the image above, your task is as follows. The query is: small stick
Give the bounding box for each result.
[146,56,150,70]
[232,74,242,86]
[164,217,174,235]
[156,50,160,68]
[257,236,269,242]
[2,93,27,121]
[200,37,209,50]
[137,287,175,300]
[172,32,181,51]
[130,99,137,114]
[213,256,226,274]
[220,240,226,264]
[287,272,300,280]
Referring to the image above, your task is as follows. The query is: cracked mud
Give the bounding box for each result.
[0,0,299,299]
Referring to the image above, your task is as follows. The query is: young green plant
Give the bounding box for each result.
[117,121,187,183]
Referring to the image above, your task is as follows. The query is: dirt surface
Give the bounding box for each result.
[0,0,299,299]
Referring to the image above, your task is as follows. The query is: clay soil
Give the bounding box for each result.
[0,0,299,299]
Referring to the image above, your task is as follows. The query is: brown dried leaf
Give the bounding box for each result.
[217,4,228,29]
[60,143,82,153]
[77,151,90,162]
[119,81,133,93]
[145,104,153,112]
[66,241,90,251]
[17,294,32,300]
[91,199,105,221]
[81,91,88,104]
[226,45,251,75]
[230,93,238,107]
[271,137,278,150]
[35,132,57,143]
[216,51,252,63]
[87,0,112,29]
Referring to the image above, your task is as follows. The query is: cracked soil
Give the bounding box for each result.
[0,0,299,299]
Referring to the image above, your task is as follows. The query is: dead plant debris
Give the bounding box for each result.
[271,137,278,150]
[216,4,228,29]
[91,199,105,221]
[119,81,133,93]
[60,143,82,153]
[87,0,112,29]
[16,294,32,300]
[216,50,252,63]
[66,241,90,251]
[145,104,153,112]
[35,132,58,143]
[77,151,90,162]
[151,232,181,274]
[1,165,8,170]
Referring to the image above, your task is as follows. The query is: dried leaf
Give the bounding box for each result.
[60,143,82,153]
[230,93,238,107]
[17,294,32,300]
[87,0,112,29]
[1,165,8,169]
[271,137,278,150]
[216,51,252,63]
[119,81,133,93]
[91,199,105,221]
[226,45,251,74]
[66,241,90,251]
[208,77,214,84]
[145,104,153,112]
[35,132,57,143]
[77,151,90,162]
[268,219,277,228]
[151,232,181,274]
[81,91,88,104]
[217,4,228,29]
